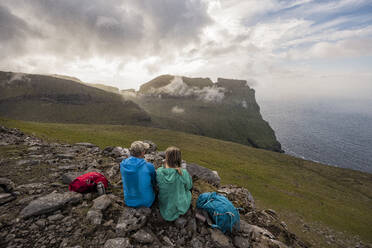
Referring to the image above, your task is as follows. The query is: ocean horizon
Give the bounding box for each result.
[259,98,372,174]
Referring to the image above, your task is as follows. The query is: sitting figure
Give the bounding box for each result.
[120,141,155,207]
[156,146,192,221]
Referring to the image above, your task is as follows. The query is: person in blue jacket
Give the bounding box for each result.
[120,141,156,207]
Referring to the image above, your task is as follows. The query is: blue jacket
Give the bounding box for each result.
[120,156,156,207]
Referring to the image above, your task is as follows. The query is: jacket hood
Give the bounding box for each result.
[160,168,184,184]
[122,156,146,172]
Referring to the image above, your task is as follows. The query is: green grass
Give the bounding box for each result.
[1,118,371,246]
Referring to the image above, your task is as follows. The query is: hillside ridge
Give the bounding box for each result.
[0,71,282,152]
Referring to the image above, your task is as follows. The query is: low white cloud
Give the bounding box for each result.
[171,106,185,114]
[287,38,372,59]
[8,72,30,84]
[148,76,226,103]
[241,100,248,108]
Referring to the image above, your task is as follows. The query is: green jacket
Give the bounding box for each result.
[156,167,192,221]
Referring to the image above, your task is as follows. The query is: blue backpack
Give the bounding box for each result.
[196,192,240,233]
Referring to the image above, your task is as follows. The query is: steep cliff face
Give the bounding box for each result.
[0,71,151,125]
[127,75,282,152]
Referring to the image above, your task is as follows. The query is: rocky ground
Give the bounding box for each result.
[0,125,310,248]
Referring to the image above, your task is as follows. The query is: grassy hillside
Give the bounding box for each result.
[1,118,371,247]
[0,71,150,125]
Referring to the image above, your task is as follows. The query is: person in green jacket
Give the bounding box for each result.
[156,146,192,221]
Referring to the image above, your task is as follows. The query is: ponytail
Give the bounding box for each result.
[176,167,183,175]
[165,146,182,175]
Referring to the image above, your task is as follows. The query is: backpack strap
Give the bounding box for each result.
[212,211,236,232]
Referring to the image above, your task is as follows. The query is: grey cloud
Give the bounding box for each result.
[1,0,212,63]
[131,0,212,48]
[0,4,40,59]
[13,0,145,57]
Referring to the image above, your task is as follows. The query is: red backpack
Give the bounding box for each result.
[69,172,108,193]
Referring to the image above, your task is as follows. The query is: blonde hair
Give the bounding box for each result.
[165,146,182,175]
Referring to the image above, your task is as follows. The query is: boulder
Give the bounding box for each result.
[209,228,232,248]
[104,238,131,248]
[0,178,16,193]
[20,191,82,218]
[0,193,16,205]
[116,207,151,236]
[92,195,111,211]
[144,154,163,168]
[143,140,157,153]
[132,229,154,244]
[186,163,221,186]
[157,151,166,158]
[217,185,255,211]
[111,147,126,158]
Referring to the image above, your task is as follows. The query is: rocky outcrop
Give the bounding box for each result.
[1,125,362,248]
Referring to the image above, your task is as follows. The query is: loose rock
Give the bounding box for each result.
[132,229,154,244]
[20,191,82,218]
[92,195,111,211]
[104,238,131,248]
[87,210,103,225]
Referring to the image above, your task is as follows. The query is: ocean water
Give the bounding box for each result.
[259,99,372,174]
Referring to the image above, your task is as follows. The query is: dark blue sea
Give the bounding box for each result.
[259,98,372,174]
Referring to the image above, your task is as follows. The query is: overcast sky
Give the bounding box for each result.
[1,0,372,100]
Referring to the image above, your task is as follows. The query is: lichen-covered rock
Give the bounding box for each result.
[132,229,154,244]
[143,140,157,153]
[87,209,103,225]
[104,238,131,248]
[218,185,255,212]
[20,191,82,218]
[106,164,119,178]
[144,153,164,168]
